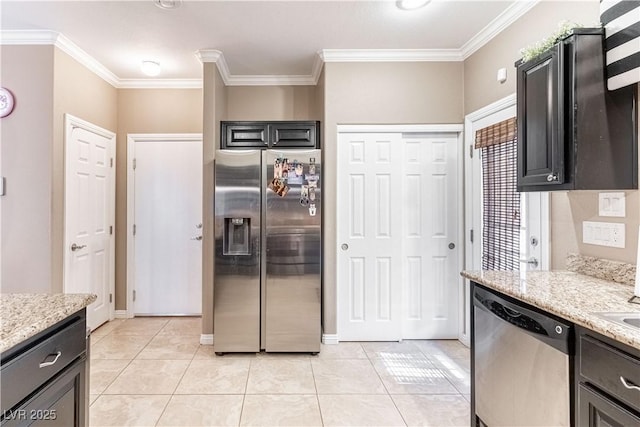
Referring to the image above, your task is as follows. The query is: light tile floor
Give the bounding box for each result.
[89,317,470,427]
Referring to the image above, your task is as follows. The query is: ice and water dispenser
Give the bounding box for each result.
[223,218,250,255]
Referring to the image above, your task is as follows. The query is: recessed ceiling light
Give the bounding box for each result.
[396,0,431,11]
[141,61,161,77]
[154,0,182,10]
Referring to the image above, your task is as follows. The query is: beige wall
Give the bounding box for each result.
[226,86,319,121]
[115,88,203,309]
[1,45,55,292]
[52,48,118,293]
[321,61,464,334]
[202,63,227,335]
[463,1,640,269]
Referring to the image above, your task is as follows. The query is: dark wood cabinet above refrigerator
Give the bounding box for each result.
[221,121,320,149]
[516,28,638,192]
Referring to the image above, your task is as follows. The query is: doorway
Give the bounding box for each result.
[336,125,463,341]
[64,114,116,330]
[126,134,203,316]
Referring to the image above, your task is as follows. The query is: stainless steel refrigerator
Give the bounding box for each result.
[214,149,321,353]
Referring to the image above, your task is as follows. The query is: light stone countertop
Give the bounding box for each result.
[461,270,640,350]
[0,293,96,354]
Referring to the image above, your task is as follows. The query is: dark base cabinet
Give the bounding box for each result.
[1,311,88,427]
[576,327,640,426]
[579,384,640,427]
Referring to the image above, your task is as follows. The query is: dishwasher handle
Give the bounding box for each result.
[473,284,572,354]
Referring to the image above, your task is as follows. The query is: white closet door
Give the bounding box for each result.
[402,135,460,339]
[337,133,403,341]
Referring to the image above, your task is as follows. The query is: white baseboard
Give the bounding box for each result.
[200,334,214,345]
[322,334,339,345]
[114,310,130,319]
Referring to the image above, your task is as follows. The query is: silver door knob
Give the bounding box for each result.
[546,174,558,182]
[191,236,203,241]
[448,243,455,250]
[341,243,349,251]
[71,243,86,252]
[519,257,539,268]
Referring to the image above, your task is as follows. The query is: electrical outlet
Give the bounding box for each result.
[599,192,625,217]
[583,221,625,248]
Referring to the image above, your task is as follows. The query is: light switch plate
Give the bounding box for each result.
[583,221,625,248]
[599,192,625,217]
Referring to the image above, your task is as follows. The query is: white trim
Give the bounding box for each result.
[465,93,517,122]
[322,334,339,345]
[337,124,463,133]
[118,79,202,89]
[114,310,131,319]
[63,114,117,327]
[320,49,463,62]
[200,334,214,345]
[126,133,203,319]
[3,0,541,89]
[461,1,540,59]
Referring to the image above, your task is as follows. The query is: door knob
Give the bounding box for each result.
[341,243,349,251]
[448,243,455,250]
[191,236,203,241]
[519,257,539,268]
[71,243,86,252]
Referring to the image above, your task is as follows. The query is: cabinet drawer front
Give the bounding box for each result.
[270,123,317,147]
[224,124,268,148]
[1,318,86,413]
[579,383,640,426]
[580,335,640,412]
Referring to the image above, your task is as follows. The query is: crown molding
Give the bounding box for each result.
[320,49,464,62]
[461,0,540,59]
[118,79,202,89]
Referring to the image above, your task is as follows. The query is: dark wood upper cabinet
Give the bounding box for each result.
[222,121,320,149]
[516,28,638,192]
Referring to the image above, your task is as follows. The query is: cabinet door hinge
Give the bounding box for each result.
[109,225,113,235]
[133,290,136,302]
[109,293,113,303]
[470,229,474,243]
[110,157,114,168]
[133,158,137,170]
[469,144,474,158]
[133,224,137,236]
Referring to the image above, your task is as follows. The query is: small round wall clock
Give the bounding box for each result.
[0,87,15,118]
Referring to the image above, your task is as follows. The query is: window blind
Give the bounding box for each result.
[477,118,520,271]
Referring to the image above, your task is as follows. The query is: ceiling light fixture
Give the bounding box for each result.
[396,0,431,11]
[141,61,161,77]
[154,0,182,10]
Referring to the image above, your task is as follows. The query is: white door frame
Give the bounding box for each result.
[335,124,464,342]
[63,113,116,323]
[126,133,203,318]
[462,94,550,346]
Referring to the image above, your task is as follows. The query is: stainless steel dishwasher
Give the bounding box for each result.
[473,285,572,427]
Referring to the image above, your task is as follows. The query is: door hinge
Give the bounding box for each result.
[133,158,137,170]
[469,144,474,159]
[133,224,137,236]
[109,293,113,303]
[110,157,114,168]
[133,290,136,302]
[470,229,474,243]
[109,225,113,235]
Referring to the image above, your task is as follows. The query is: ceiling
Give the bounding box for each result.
[1,1,532,86]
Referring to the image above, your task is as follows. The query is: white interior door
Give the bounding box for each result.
[131,135,202,315]
[402,135,459,339]
[64,114,115,331]
[337,128,461,341]
[337,133,403,341]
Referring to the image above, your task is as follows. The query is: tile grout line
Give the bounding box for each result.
[365,349,409,427]
[309,358,326,427]
[237,357,254,426]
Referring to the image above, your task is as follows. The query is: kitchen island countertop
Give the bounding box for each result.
[0,293,96,354]
[461,270,640,350]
